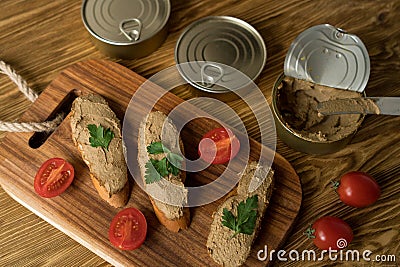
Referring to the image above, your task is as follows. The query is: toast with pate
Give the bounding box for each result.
[206,161,274,266]
[70,94,129,208]
[138,111,190,232]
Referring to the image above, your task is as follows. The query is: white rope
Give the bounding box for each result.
[0,60,63,132]
[0,61,38,102]
[0,113,64,132]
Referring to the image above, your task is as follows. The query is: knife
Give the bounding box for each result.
[317,97,400,115]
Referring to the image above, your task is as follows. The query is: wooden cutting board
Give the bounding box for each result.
[0,60,302,267]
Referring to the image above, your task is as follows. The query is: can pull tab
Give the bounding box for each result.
[119,18,142,41]
[334,27,347,39]
[201,63,224,88]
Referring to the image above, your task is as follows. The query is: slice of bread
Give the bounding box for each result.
[207,161,274,266]
[138,111,190,232]
[70,94,129,208]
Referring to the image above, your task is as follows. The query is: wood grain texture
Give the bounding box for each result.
[0,60,302,267]
[0,0,399,266]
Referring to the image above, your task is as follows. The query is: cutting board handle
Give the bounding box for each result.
[27,89,81,148]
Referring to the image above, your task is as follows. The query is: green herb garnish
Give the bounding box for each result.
[304,225,316,239]
[222,195,258,238]
[87,124,114,151]
[145,141,183,184]
[146,141,165,154]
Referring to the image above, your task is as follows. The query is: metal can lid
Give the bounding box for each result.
[175,16,267,93]
[284,24,370,92]
[82,0,170,45]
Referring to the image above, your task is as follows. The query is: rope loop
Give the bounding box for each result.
[0,60,63,132]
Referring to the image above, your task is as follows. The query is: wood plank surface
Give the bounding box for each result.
[0,0,399,266]
[0,59,302,267]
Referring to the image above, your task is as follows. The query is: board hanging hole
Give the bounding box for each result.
[28,89,81,149]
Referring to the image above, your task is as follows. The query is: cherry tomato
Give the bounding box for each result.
[198,127,240,164]
[109,207,147,250]
[305,216,353,250]
[333,171,380,208]
[34,158,75,198]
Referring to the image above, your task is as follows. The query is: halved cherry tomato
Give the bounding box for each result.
[305,216,353,250]
[34,158,75,198]
[198,127,240,164]
[333,171,380,208]
[109,207,147,250]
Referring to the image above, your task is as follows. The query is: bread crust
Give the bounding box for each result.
[150,197,190,232]
[90,173,129,208]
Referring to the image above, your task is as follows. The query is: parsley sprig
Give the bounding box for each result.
[304,225,316,239]
[145,141,183,184]
[87,124,114,151]
[222,195,258,238]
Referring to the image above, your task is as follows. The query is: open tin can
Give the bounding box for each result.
[82,0,170,59]
[272,73,367,155]
[272,24,370,155]
[175,16,267,101]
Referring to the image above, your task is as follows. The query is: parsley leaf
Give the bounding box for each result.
[221,195,258,238]
[147,142,169,154]
[239,209,257,235]
[87,124,114,151]
[167,152,183,165]
[222,208,236,230]
[145,141,183,184]
[145,159,162,184]
[167,152,183,176]
[153,158,169,177]
[167,162,180,176]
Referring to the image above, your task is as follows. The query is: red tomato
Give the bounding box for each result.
[305,216,353,250]
[333,171,380,208]
[34,158,75,198]
[198,127,240,164]
[109,207,147,250]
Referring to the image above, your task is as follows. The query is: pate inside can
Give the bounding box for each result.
[271,74,366,155]
[277,76,363,142]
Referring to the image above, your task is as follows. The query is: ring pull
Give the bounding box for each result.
[201,63,224,88]
[335,27,347,39]
[119,18,142,41]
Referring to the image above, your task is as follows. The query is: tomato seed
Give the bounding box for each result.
[132,220,139,230]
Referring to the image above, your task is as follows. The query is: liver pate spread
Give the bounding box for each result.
[206,162,274,266]
[138,111,187,220]
[318,97,380,115]
[277,77,364,142]
[70,94,127,196]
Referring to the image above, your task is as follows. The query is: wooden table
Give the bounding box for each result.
[0,0,399,266]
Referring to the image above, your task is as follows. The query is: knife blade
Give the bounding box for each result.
[317,97,400,115]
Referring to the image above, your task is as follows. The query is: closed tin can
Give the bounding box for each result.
[175,16,267,99]
[272,24,370,155]
[82,0,170,59]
